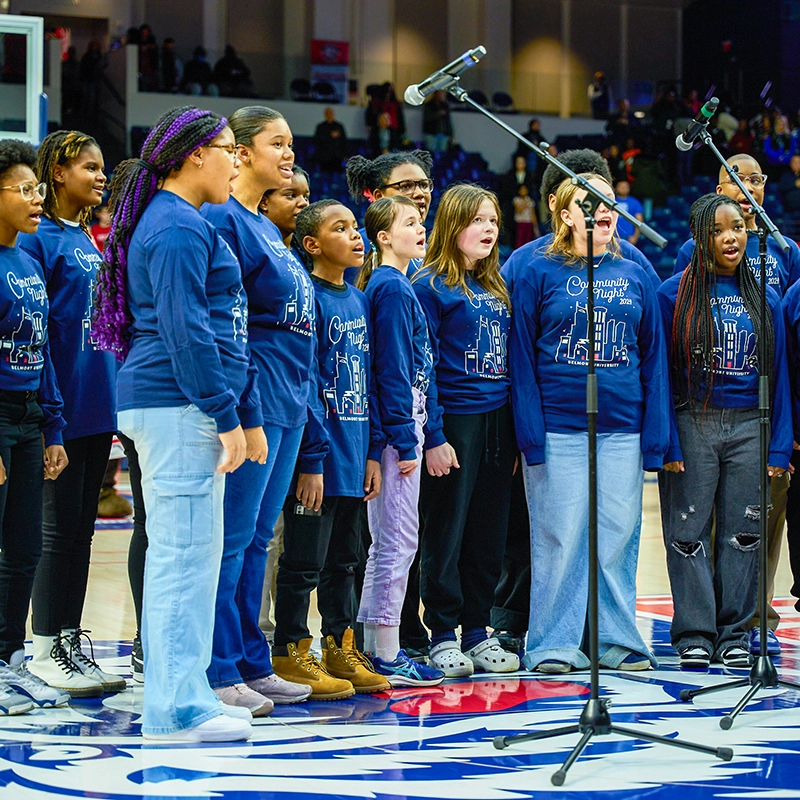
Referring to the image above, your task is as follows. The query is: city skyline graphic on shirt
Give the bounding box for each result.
[75,247,103,353]
[323,351,368,419]
[712,315,757,374]
[556,303,629,366]
[464,315,507,377]
[281,252,314,332]
[1,308,44,367]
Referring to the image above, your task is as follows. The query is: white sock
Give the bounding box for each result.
[375,625,400,662]
[363,624,378,658]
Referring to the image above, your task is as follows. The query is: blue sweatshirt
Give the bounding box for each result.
[117,192,250,434]
[502,233,661,294]
[672,232,800,296]
[509,252,669,470]
[660,272,792,468]
[0,244,64,445]
[20,218,116,440]
[297,276,383,496]
[412,269,511,448]
[365,265,432,461]
[203,198,315,429]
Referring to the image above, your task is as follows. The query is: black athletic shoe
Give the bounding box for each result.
[131,635,144,683]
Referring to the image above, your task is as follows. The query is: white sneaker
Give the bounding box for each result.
[0,682,34,716]
[428,641,474,678]
[27,634,104,698]
[63,629,127,693]
[214,683,273,717]
[0,660,70,708]
[142,714,252,742]
[218,700,253,721]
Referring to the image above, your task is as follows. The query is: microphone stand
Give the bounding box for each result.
[677,126,800,728]
[421,74,733,784]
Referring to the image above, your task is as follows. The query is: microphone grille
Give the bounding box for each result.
[404,84,425,106]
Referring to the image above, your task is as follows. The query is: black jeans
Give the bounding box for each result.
[274,494,363,647]
[490,464,531,633]
[419,403,516,633]
[31,431,114,636]
[119,432,147,635]
[786,449,800,609]
[0,392,45,661]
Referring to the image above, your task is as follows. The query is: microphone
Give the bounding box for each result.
[675,97,719,151]
[404,46,487,106]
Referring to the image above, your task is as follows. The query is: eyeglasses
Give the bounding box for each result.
[381,178,435,194]
[0,181,47,201]
[205,143,239,158]
[721,174,767,188]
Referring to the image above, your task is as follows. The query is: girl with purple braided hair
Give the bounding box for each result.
[18,130,121,699]
[94,105,256,742]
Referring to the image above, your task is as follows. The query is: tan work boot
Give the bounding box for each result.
[322,628,392,694]
[272,638,355,701]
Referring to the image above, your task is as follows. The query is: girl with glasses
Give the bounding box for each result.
[0,139,69,713]
[19,131,122,699]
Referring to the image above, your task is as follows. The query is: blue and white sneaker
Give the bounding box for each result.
[0,681,34,715]
[371,650,445,687]
[0,661,70,708]
[749,627,781,656]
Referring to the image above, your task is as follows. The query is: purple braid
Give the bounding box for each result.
[93,106,228,358]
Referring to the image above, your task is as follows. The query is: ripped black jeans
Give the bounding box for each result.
[658,406,763,658]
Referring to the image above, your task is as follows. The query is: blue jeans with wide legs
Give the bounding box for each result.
[207,423,304,688]
[118,405,224,736]
[522,432,655,671]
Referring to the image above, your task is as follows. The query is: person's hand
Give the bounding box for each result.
[218,425,247,474]
[0,455,6,486]
[243,426,268,464]
[363,459,382,501]
[663,460,684,473]
[296,472,324,511]
[768,465,787,478]
[44,445,68,480]
[397,458,418,477]
[425,442,460,477]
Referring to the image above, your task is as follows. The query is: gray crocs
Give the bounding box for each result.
[464,637,521,673]
[428,641,475,678]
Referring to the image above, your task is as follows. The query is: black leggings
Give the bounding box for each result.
[0,393,45,660]
[31,431,113,636]
[119,432,147,636]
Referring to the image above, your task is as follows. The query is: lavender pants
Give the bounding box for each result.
[358,389,425,627]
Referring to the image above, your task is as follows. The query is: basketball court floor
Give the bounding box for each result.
[3,477,799,799]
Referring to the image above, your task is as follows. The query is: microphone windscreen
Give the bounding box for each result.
[404,84,425,106]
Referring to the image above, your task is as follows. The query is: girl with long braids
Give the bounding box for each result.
[0,139,70,712]
[201,106,313,714]
[355,196,444,687]
[411,184,519,677]
[509,173,669,675]
[19,131,121,698]
[94,105,253,742]
[658,193,791,670]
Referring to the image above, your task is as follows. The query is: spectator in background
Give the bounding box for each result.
[764,116,796,176]
[588,71,611,120]
[614,179,644,245]
[181,46,218,96]
[61,47,81,125]
[381,83,406,151]
[606,99,636,147]
[91,205,112,252]
[137,24,159,92]
[779,154,800,214]
[423,91,452,153]
[730,119,755,155]
[160,37,182,93]
[367,83,406,156]
[604,143,627,184]
[512,184,539,247]
[313,107,348,173]
[716,104,739,142]
[622,137,641,185]
[213,45,253,97]
[79,40,104,119]
[514,118,545,175]
[630,142,669,219]
[500,155,537,246]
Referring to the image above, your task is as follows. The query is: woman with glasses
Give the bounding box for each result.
[346,150,434,281]
[202,106,314,715]
[18,131,122,698]
[0,140,70,713]
[93,106,252,742]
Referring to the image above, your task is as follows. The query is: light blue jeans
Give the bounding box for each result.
[522,432,655,671]
[118,405,224,735]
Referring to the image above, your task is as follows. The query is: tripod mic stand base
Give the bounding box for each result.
[492,693,732,785]
[680,654,800,729]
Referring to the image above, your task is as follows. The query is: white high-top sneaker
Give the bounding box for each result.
[27,634,104,698]
[63,629,127,693]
